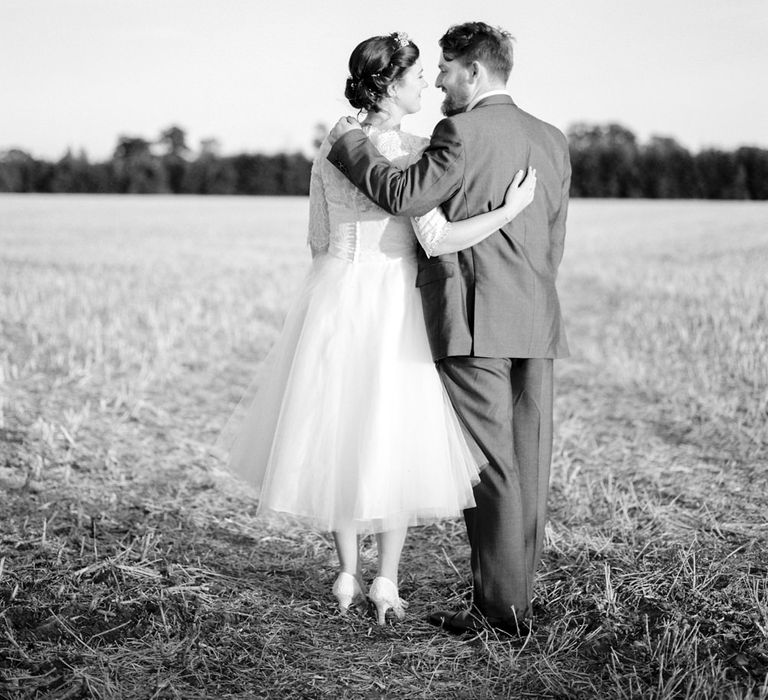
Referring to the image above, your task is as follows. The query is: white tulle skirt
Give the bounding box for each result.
[224,252,481,533]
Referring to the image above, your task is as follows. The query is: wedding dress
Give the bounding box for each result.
[225,126,481,533]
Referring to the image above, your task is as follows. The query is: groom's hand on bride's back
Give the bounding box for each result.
[328,117,362,145]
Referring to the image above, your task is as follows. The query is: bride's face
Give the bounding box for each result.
[391,59,428,115]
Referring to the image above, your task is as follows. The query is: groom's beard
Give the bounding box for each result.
[441,93,469,116]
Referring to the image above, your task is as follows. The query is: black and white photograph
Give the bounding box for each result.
[1,1,767,697]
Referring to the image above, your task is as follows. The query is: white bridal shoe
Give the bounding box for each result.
[368,576,408,625]
[332,572,366,613]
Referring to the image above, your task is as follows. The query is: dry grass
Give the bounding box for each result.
[1,196,767,699]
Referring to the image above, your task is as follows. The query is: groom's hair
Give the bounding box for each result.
[439,22,514,82]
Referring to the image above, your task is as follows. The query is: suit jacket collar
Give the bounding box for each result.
[467,91,515,111]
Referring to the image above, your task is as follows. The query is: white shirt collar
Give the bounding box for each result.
[466,89,513,112]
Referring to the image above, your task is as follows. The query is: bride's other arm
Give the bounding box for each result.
[307,151,331,259]
[413,168,536,257]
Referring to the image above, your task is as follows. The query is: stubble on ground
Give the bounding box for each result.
[1,199,767,699]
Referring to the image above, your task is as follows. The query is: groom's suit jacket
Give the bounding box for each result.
[327,94,571,361]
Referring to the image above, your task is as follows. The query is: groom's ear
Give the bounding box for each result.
[467,60,482,84]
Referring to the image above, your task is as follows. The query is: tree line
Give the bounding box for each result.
[567,124,768,199]
[0,126,312,196]
[1,124,766,199]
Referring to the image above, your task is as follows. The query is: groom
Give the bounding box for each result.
[328,21,571,634]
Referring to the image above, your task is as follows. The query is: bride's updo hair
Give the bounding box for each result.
[345,32,419,112]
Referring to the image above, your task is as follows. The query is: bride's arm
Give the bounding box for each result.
[307,153,331,258]
[412,168,536,257]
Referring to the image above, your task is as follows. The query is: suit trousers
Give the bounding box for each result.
[437,356,553,621]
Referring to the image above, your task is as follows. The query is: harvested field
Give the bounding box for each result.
[1,196,767,699]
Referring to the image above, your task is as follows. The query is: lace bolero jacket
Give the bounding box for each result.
[306,126,451,261]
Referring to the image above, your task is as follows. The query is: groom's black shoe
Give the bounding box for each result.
[427,609,532,638]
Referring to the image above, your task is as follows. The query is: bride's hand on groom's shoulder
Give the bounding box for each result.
[328,117,362,145]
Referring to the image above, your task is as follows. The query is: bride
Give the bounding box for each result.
[224,32,535,625]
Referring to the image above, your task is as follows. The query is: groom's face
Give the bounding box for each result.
[436,52,472,116]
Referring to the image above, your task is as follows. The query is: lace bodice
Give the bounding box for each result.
[307,126,450,261]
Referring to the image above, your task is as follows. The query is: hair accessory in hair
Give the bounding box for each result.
[392,32,410,49]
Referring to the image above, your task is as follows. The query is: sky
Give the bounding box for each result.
[2,0,767,160]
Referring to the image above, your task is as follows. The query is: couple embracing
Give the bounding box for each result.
[226,21,571,637]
